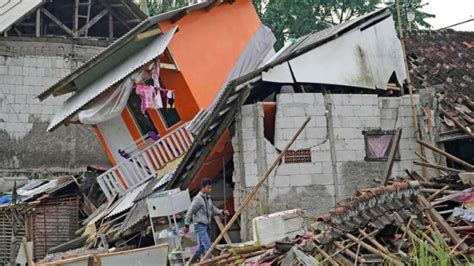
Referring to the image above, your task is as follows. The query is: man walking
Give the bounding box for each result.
[184,178,229,263]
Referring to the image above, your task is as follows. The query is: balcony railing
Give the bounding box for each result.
[97,123,194,200]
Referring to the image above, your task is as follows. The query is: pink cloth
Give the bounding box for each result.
[135,84,155,113]
[152,59,161,88]
[367,135,393,158]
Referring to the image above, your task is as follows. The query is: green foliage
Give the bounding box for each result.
[390,0,435,30]
[145,0,190,16]
[410,230,464,266]
[253,0,434,50]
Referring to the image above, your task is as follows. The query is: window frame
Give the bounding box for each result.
[362,129,400,161]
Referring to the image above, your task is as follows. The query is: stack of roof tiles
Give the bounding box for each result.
[406,30,473,136]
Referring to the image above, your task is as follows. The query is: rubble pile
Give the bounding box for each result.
[199,176,473,265]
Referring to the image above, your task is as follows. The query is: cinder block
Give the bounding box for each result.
[14,94,26,104]
[277,164,301,175]
[305,105,325,116]
[276,117,294,129]
[312,174,334,185]
[276,94,293,104]
[300,162,322,175]
[290,175,312,187]
[305,127,327,139]
[312,149,332,162]
[283,106,305,117]
[313,116,327,128]
[274,175,290,187]
[292,93,315,104]
[335,150,357,162]
[0,66,7,74]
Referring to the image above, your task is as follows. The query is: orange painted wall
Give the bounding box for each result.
[159,0,261,109]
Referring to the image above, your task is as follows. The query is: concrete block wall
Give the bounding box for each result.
[232,92,435,241]
[0,38,109,170]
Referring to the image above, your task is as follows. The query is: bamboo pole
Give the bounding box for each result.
[427,185,450,201]
[415,151,447,175]
[200,117,311,261]
[383,128,402,185]
[416,139,474,170]
[396,0,426,176]
[413,161,463,173]
[345,233,403,266]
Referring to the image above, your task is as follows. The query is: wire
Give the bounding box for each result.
[438,18,474,30]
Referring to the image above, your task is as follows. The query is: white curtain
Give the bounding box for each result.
[77,70,150,125]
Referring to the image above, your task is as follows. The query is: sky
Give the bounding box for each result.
[422,0,474,31]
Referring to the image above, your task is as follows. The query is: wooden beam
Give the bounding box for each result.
[418,195,469,251]
[413,160,463,173]
[73,0,79,36]
[77,9,109,35]
[108,12,113,42]
[383,128,402,185]
[443,111,474,139]
[417,139,474,170]
[97,0,131,30]
[201,117,311,261]
[136,28,162,40]
[35,9,41,37]
[40,8,74,36]
[170,9,189,23]
[213,216,232,245]
[159,63,178,71]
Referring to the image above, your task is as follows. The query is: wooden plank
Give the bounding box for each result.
[413,160,463,173]
[418,195,469,251]
[35,9,41,37]
[73,0,79,36]
[108,11,113,41]
[213,216,231,244]
[159,63,178,70]
[416,139,474,170]
[77,9,109,35]
[136,28,162,40]
[383,128,402,185]
[40,8,73,36]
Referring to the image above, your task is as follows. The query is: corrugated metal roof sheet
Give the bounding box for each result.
[104,181,148,219]
[46,26,177,131]
[0,0,44,33]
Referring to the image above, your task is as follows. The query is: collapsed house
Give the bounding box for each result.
[0,171,103,264]
[405,30,473,162]
[0,0,146,173]
[25,1,473,265]
[167,7,441,241]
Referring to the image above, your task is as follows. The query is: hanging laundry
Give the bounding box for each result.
[135,83,155,113]
[167,90,175,108]
[152,59,161,88]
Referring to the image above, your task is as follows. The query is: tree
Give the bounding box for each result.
[253,0,434,50]
[391,0,435,30]
[139,0,191,16]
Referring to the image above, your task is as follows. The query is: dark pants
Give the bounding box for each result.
[191,223,210,262]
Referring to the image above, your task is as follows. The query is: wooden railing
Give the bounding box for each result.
[97,123,193,200]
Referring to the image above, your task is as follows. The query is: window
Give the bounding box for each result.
[127,92,158,136]
[363,130,400,161]
[158,108,181,128]
[284,149,312,164]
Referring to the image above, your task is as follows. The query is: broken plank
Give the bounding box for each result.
[383,128,402,185]
[136,28,162,40]
[213,216,231,245]
[418,195,469,251]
